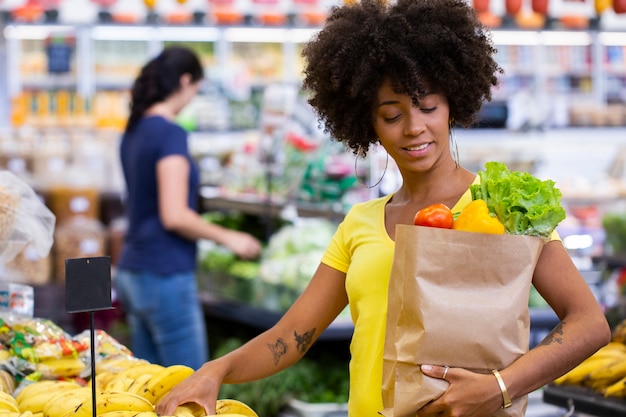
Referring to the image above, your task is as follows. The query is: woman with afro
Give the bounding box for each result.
[156,1,610,415]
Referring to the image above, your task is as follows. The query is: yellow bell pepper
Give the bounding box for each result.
[453,199,505,234]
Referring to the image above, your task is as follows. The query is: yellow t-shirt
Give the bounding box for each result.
[321,185,475,417]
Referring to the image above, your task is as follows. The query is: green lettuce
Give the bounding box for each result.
[470,161,566,238]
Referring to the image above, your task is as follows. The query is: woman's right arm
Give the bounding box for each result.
[155,263,349,416]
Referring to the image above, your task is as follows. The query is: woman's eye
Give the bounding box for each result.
[420,106,437,113]
[383,114,401,122]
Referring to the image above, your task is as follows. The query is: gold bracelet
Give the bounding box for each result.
[491,369,512,409]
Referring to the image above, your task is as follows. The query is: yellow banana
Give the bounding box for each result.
[90,371,113,390]
[105,377,135,393]
[18,381,82,414]
[42,387,92,417]
[72,390,155,417]
[0,391,19,413]
[603,375,626,398]
[99,411,158,417]
[96,357,149,375]
[0,412,21,417]
[215,399,258,417]
[553,356,622,385]
[36,357,86,379]
[113,364,165,382]
[139,365,194,404]
[127,374,155,396]
[586,358,626,383]
[105,363,165,393]
[0,371,15,394]
[0,401,19,414]
[16,381,58,405]
[173,407,195,417]
[174,403,206,417]
[207,414,249,417]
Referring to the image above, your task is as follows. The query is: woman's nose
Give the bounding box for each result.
[403,107,426,136]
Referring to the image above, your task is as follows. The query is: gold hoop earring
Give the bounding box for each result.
[354,148,389,189]
[449,121,459,169]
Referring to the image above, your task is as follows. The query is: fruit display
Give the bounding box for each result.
[552,318,626,399]
[0,313,259,417]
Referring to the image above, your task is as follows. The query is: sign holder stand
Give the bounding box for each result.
[65,256,114,417]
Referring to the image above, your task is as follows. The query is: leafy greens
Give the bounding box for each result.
[470,161,566,239]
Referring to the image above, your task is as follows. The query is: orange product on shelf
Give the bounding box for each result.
[10,94,27,127]
[112,12,138,23]
[299,9,327,25]
[515,11,546,29]
[473,0,490,14]
[532,0,548,14]
[258,12,287,25]
[212,7,244,24]
[56,90,71,128]
[11,0,44,22]
[595,0,612,13]
[253,0,288,25]
[477,10,502,27]
[559,14,589,29]
[208,0,244,25]
[505,0,522,14]
[166,10,192,23]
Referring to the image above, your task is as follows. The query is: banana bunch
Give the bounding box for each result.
[163,399,259,417]
[95,356,151,375]
[553,339,626,399]
[213,399,259,417]
[102,363,165,394]
[35,357,87,379]
[0,389,20,413]
[42,388,154,417]
[553,341,626,387]
[95,363,194,405]
[16,379,83,415]
[611,319,626,345]
[0,370,16,394]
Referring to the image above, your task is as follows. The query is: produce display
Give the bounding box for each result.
[413,161,566,238]
[198,216,338,312]
[0,313,258,417]
[552,319,626,400]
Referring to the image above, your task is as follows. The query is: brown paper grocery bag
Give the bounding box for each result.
[381,224,545,417]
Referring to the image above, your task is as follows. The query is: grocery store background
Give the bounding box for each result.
[0,0,625,415]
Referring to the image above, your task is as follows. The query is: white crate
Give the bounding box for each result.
[280,398,348,417]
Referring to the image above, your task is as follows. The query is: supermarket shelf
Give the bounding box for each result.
[200,290,560,345]
[543,384,626,417]
[199,189,346,221]
[592,255,626,270]
[199,291,354,341]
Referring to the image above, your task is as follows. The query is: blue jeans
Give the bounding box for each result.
[115,269,208,370]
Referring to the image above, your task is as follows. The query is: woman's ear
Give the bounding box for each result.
[179,73,192,88]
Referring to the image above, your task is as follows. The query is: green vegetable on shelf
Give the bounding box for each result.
[602,212,626,256]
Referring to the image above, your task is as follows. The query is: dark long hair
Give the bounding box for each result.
[125,46,204,133]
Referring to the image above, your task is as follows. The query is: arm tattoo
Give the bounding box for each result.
[538,321,566,347]
[267,338,288,366]
[294,328,316,354]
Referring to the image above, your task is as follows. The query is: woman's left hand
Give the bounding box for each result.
[417,365,502,417]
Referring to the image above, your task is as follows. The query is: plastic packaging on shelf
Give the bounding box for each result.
[0,171,56,269]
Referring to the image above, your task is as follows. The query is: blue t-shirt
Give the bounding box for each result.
[119,116,199,275]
